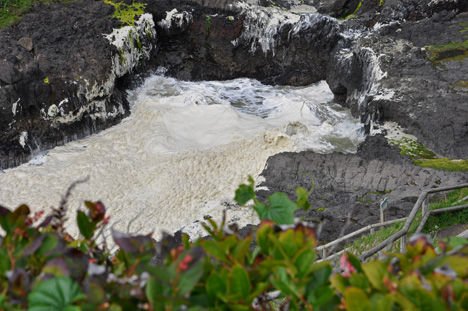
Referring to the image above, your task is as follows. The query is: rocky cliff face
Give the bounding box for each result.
[0,0,157,169]
[327,8,468,159]
[147,0,343,85]
[257,135,468,242]
[1,0,467,173]
[146,0,468,159]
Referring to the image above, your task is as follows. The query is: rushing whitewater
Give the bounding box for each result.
[0,74,363,242]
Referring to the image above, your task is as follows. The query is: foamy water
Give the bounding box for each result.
[0,75,363,242]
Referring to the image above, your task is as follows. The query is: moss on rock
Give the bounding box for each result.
[425,23,468,68]
[104,0,146,26]
[413,158,468,172]
[388,137,467,172]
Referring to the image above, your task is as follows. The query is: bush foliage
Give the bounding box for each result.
[1,180,468,310]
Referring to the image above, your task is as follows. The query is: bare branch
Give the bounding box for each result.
[51,176,89,235]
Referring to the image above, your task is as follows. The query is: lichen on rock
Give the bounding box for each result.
[104,0,147,26]
[105,13,156,78]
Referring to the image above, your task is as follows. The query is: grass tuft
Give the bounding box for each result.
[0,0,60,29]
[347,187,468,255]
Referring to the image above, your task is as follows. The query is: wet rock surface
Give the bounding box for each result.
[327,10,468,159]
[147,0,468,159]
[257,135,468,243]
[0,0,467,246]
[1,0,468,167]
[148,0,342,85]
[0,0,157,169]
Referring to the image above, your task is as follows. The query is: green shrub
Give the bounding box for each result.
[1,181,468,310]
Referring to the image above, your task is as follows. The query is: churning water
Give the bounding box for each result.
[0,74,363,241]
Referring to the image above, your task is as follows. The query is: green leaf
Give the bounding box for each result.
[228,265,251,299]
[233,236,252,263]
[330,273,348,295]
[309,262,332,289]
[296,187,310,210]
[294,249,316,278]
[10,204,30,229]
[448,236,468,248]
[248,247,261,265]
[182,233,191,249]
[206,272,227,301]
[362,261,389,292]
[220,235,238,254]
[235,184,255,205]
[346,252,363,273]
[205,218,219,234]
[28,277,86,311]
[344,287,371,311]
[145,277,166,311]
[254,192,299,224]
[271,267,300,298]
[0,249,11,275]
[256,221,274,254]
[0,205,13,233]
[178,258,205,295]
[277,229,297,259]
[441,254,468,277]
[77,211,95,239]
[370,293,393,311]
[399,275,445,310]
[307,286,334,307]
[348,273,370,291]
[202,240,227,261]
[266,192,298,224]
[36,234,59,257]
[253,203,268,220]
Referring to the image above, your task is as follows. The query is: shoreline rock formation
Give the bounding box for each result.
[1,0,467,168]
[0,0,467,245]
[0,0,157,168]
[257,135,468,242]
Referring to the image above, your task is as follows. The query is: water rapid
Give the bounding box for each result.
[0,74,363,241]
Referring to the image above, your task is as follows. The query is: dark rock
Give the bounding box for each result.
[327,12,468,158]
[307,0,350,17]
[17,37,33,52]
[147,0,342,85]
[257,135,468,243]
[0,62,21,85]
[0,0,157,169]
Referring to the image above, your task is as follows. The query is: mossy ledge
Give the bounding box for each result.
[425,22,468,67]
[103,0,146,27]
[388,137,468,172]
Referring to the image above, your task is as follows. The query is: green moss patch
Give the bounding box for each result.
[426,42,468,66]
[0,0,59,29]
[388,137,467,172]
[451,80,468,93]
[425,23,468,67]
[413,158,468,172]
[387,137,436,159]
[104,0,146,26]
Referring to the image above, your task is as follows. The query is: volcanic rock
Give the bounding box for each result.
[0,0,157,169]
[257,135,468,242]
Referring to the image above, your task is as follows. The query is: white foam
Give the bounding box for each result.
[158,9,192,32]
[0,75,363,242]
[19,131,28,148]
[12,98,20,116]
